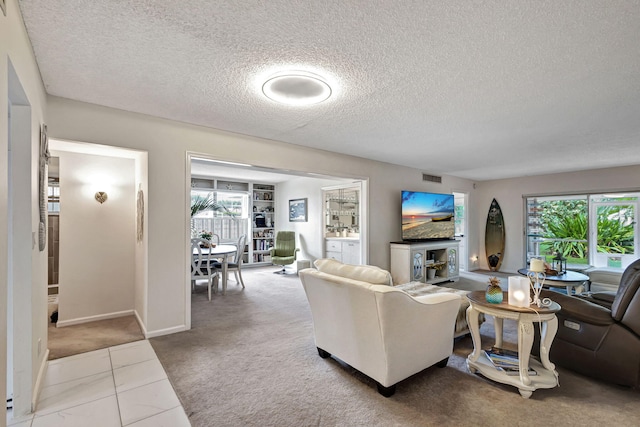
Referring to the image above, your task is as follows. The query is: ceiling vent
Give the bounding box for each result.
[422,173,442,183]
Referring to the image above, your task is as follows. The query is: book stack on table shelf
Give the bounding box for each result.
[483,347,537,376]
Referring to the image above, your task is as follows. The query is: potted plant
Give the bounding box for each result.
[197,230,215,247]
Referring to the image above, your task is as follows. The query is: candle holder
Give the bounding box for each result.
[527,270,552,308]
[552,252,567,275]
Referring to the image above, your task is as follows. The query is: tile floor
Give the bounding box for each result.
[7,340,191,427]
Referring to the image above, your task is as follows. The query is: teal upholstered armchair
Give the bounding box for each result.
[270,231,300,274]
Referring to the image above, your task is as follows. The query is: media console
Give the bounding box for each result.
[390,240,460,285]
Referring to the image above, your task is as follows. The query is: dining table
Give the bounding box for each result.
[194,244,237,295]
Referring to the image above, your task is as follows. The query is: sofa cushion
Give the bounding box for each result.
[314,258,393,286]
[586,267,622,292]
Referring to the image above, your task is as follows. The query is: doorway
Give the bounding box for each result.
[322,183,365,264]
[453,192,468,271]
[47,157,60,323]
[187,155,368,326]
[46,141,148,359]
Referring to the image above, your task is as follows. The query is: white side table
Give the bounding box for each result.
[466,290,561,398]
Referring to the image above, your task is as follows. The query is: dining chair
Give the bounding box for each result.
[205,233,220,246]
[191,238,219,301]
[214,234,246,289]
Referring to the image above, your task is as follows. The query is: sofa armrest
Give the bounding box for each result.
[590,292,616,303]
[540,291,614,326]
[414,292,462,305]
[574,291,616,309]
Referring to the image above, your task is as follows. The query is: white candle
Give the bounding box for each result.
[508,276,530,307]
[530,258,545,273]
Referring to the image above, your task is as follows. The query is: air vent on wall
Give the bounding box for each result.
[422,173,442,183]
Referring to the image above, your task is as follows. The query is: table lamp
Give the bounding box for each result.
[508,276,530,307]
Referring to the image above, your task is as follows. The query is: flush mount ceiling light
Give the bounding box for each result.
[262,71,332,105]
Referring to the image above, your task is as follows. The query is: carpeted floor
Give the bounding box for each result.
[149,266,640,427]
[48,315,145,360]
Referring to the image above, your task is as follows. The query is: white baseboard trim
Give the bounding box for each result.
[56,309,135,328]
[134,310,148,337]
[144,324,187,339]
[32,349,50,412]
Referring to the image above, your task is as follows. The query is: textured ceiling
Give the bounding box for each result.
[18,1,640,181]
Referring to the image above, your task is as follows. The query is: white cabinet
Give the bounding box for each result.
[390,240,460,285]
[325,238,360,264]
[325,239,342,261]
[342,241,361,265]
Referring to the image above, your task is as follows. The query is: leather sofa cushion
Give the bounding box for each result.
[590,292,616,304]
[314,258,393,286]
[574,291,616,309]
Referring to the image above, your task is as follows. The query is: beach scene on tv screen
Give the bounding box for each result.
[402,191,455,240]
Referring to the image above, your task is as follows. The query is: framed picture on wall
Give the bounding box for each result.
[289,198,307,222]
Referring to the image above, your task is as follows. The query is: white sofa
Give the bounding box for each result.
[299,259,462,397]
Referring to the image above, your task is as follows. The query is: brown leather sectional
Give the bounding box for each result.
[538,258,640,389]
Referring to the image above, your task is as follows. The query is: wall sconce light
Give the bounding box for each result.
[508,276,530,308]
[95,191,108,204]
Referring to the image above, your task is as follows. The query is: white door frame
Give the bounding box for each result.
[589,195,639,269]
[6,63,34,417]
[453,191,468,271]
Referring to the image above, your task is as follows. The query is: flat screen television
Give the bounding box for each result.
[401,191,455,241]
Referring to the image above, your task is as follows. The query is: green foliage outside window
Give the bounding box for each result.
[539,200,588,261]
[596,205,635,254]
[190,194,237,218]
[536,199,635,262]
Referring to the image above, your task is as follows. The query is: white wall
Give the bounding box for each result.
[2,0,49,417]
[275,177,349,263]
[54,150,136,325]
[475,165,640,273]
[46,96,476,336]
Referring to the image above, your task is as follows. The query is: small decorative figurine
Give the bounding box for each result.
[486,276,503,304]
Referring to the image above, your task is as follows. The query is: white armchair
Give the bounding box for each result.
[299,259,461,397]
